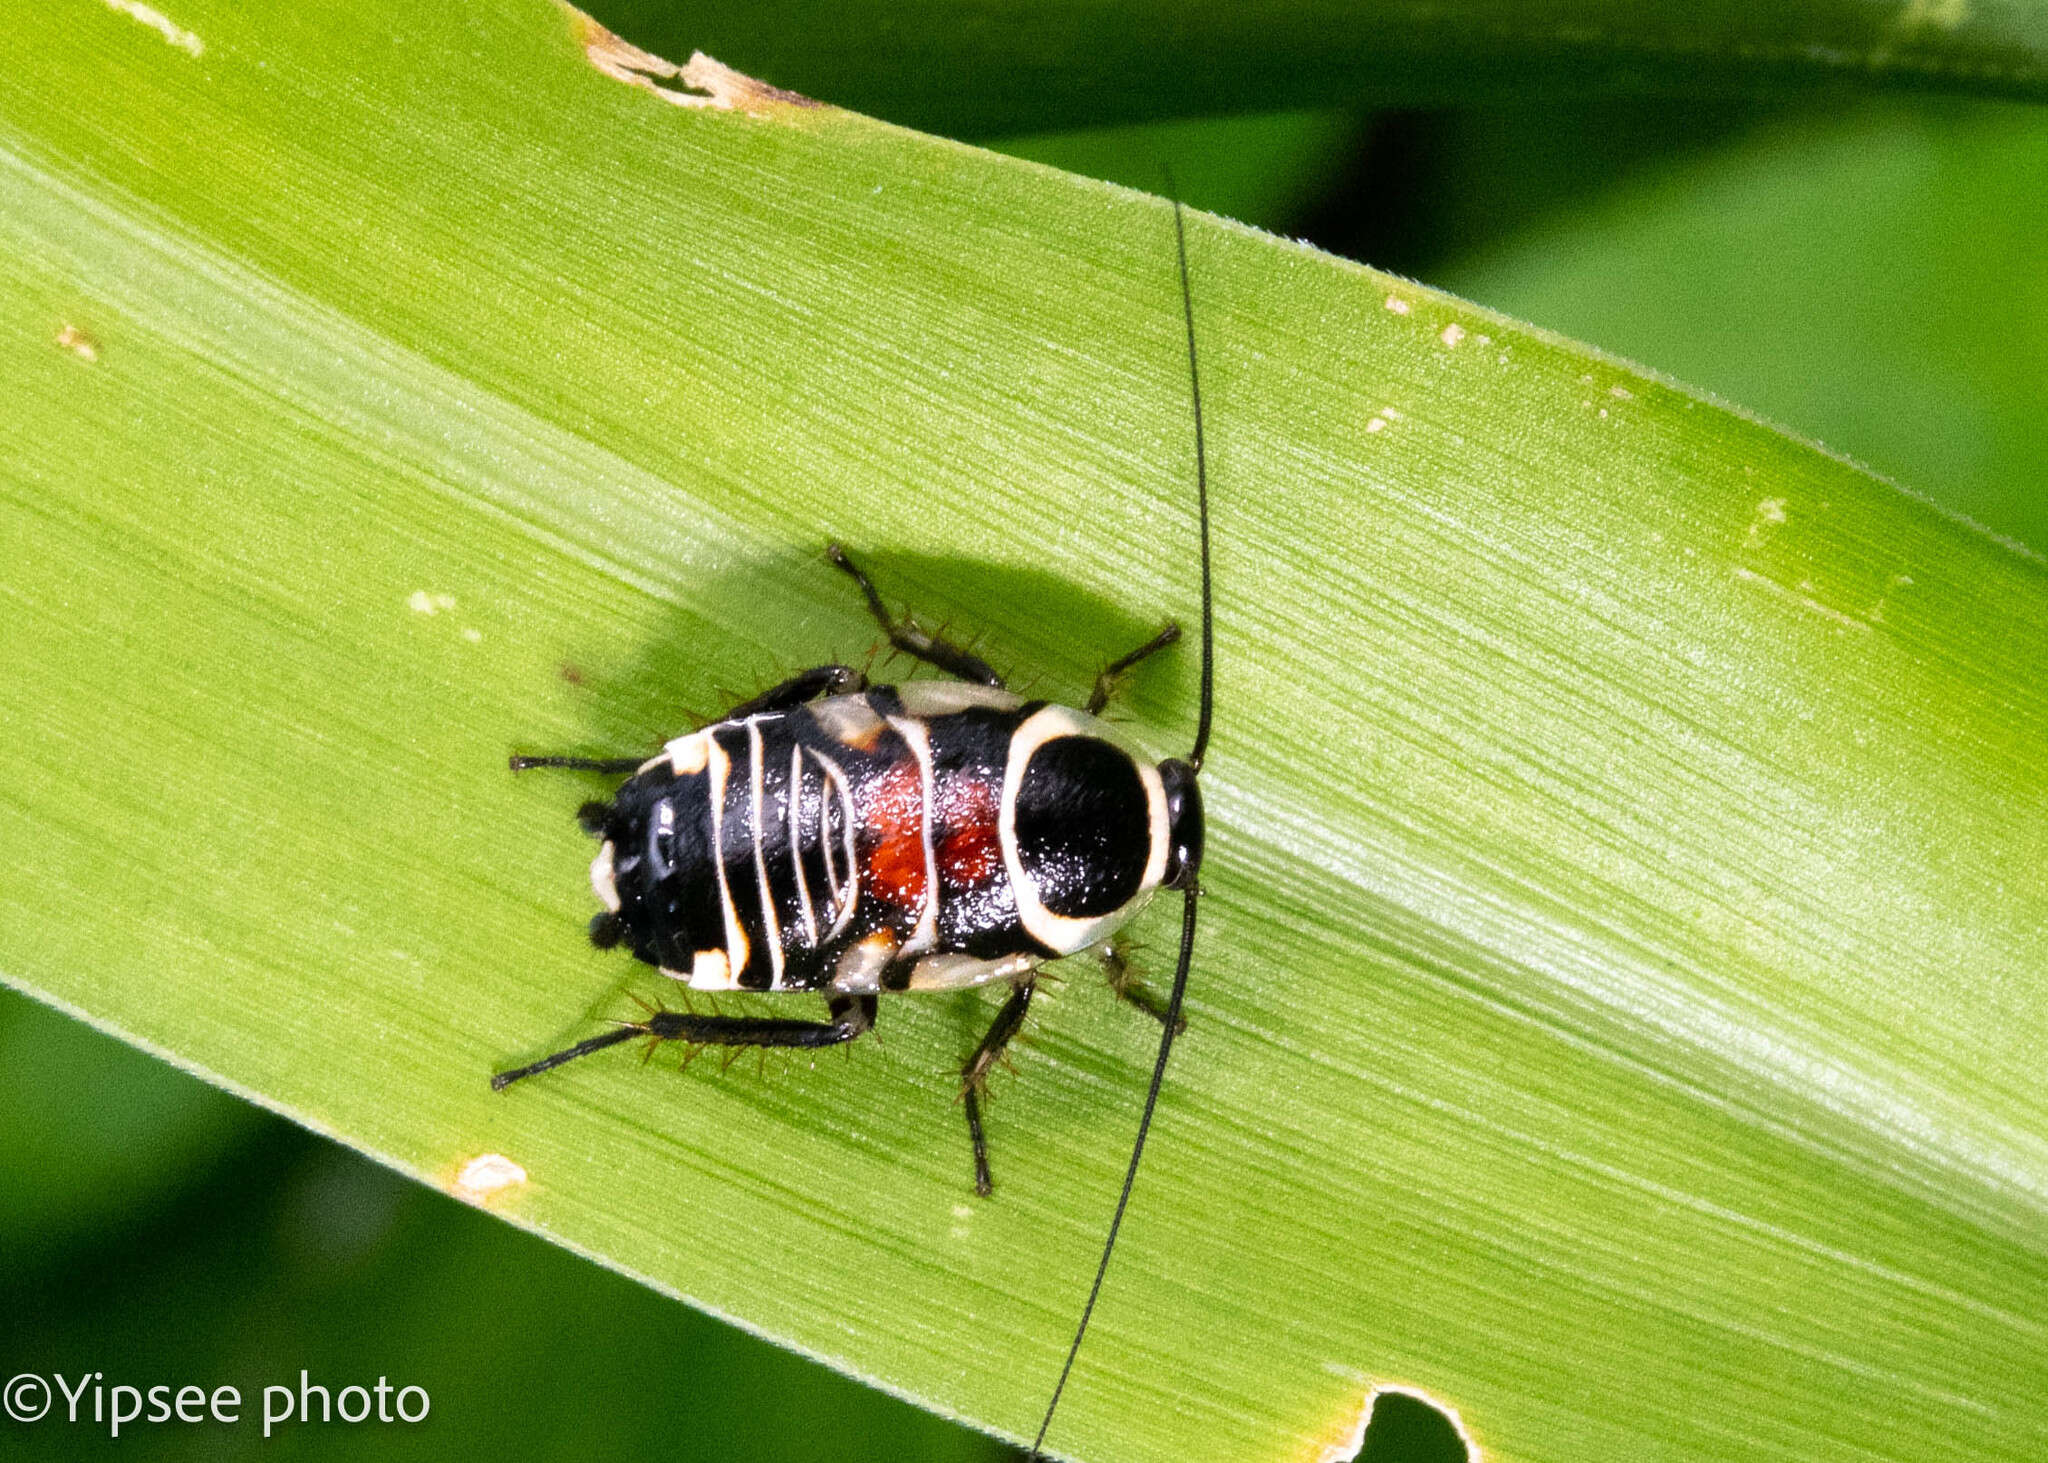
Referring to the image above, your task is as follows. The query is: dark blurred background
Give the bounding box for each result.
[6,65,2041,1463]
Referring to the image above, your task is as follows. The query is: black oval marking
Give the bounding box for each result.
[1014,736,1149,919]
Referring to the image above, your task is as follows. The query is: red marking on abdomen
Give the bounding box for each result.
[938,777,1002,885]
[863,760,927,910]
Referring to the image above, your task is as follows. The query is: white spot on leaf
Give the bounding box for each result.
[102,0,202,54]
[1384,294,1411,315]
[408,590,457,615]
[453,1153,528,1203]
[56,324,100,362]
[1440,323,1465,347]
[1744,498,1789,547]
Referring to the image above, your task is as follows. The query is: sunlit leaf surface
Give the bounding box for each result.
[3,4,2045,1460]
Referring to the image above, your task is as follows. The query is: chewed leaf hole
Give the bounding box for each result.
[1321,1385,1477,1463]
[1354,1390,1469,1462]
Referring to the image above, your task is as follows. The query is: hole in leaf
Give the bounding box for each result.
[631,66,717,106]
[1349,1389,1471,1463]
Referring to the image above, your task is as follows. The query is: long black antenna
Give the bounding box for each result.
[1029,190,1214,1462]
[1174,193,1215,773]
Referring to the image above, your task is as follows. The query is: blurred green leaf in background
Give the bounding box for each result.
[5,1,2045,1461]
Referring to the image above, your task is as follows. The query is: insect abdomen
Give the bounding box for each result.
[592,685,1168,996]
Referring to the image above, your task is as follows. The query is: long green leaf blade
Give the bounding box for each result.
[3,5,2044,1461]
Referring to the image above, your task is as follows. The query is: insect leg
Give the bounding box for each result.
[643,993,877,1050]
[491,995,876,1090]
[959,978,1036,1196]
[826,543,1005,688]
[1100,937,1186,1034]
[1086,622,1181,716]
[726,664,864,718]
[508,754,645,773]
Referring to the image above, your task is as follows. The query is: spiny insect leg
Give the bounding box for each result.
[507,754,644,773]
[641,994,878,1052]
[1101,938,1186,1034]
[959,978,1036,1197]
[826,543,1005,688]
[491,995,877,1090]
[1086,622,1182,716]
[726,664,865,719]
[490,1024,646,1088]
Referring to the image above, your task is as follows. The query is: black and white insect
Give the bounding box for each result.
[498,199,1214,1459]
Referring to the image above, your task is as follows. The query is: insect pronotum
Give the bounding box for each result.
[498,195,1214,1462]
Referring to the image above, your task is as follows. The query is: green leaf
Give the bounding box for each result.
[586,0,2048,136]
[4,5,2045,1463]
